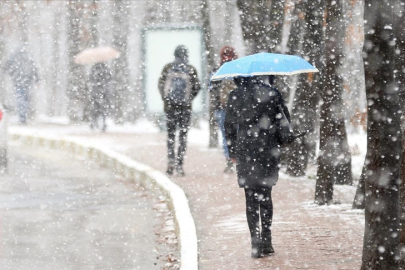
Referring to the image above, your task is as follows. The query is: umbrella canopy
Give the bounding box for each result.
[74,47,120,65]
[211,52,318,81]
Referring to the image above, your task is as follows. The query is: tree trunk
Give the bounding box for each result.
[18,2,29,43]
[111,0,130,124]
[200,0,215,71]
[81,0,100,122]
[287,0,306,55]
[144,0,170,25]
[236,0,259,54]
[88,0,99,48]
[200,0,218,148]
[268,0,285,53]
[286,73,313,176]
[360,1,402,268]
[400,112,405,268]
[49,6,61,117]
[66,1,86,121]
[0,4,7,103]
[224,0,235,45]
[315,0,352,205]
[286,0,324,177]
[237,0,285,54]
[237,0,269,54]
[352,164,366,209]
[395,0,405,267]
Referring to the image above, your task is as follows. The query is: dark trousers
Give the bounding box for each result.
[244,187,273,238]
[15,86,30,124]
[91,101,107,129]
[166,104,191,167]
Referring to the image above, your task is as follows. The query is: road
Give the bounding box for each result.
[0,142,171,270]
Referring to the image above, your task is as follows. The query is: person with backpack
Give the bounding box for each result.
[158,45,201,176]
[209,46,238,173]
[224,75,290,258]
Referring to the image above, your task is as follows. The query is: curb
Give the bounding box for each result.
[9,130,198,270]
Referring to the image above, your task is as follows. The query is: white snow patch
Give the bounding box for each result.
[347,130,367,180]
[214,213,247,233]
[188,120,210,146]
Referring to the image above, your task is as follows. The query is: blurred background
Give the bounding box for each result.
[0,0,365,128]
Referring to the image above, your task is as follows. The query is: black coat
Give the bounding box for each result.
[224,80,290,188]
[89,63,111,109]
[4,48,39,88]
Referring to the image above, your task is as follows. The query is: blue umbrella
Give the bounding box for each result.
[211,52,318,81]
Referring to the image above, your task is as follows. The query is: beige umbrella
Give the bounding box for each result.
[74,47,121,65]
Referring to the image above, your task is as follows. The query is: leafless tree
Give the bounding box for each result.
[286,0,324,177]
[200,0,218,148]
[0,3,8,102]
[223,0,235,46]
[358,1,403,268]
[314,0,352,205]
[398,0,405,267]
[49,2,63,117]
[268,0,285,52]
[66,0,86,121]
[111,0,130,124]
[237,0,285,54]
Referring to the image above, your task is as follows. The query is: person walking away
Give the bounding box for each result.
[3,45,39,124]
[209,46,238,173]
[224,75,290,258]
[89,62,111,132]
[158,45,201,176]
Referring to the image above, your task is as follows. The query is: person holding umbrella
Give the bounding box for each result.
[214,52,318,258]
[74,46,120,131]
[88,62,111,131]
[225,75,289,258]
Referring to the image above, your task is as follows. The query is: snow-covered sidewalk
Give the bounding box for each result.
[10,120,365,269]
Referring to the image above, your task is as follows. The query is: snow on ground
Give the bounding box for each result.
[188,120,210,146]
[10,116,367,218]
[9,116,367,268]
[10,116,367,182]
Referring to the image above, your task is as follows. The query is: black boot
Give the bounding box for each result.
[166,165,174,175]
[261,232,274,255]
[176,165,185,177]
[251,234,263,258]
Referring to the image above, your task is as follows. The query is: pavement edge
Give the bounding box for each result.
[9,131,199,270]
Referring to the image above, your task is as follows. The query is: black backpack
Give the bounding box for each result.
[163,65,192,105]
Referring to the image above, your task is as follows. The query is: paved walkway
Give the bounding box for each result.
[14,123,365,269]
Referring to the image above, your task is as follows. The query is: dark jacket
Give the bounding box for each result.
[4,48,39,88]
[209,67,237,111]
[158,62,200,112]
[89,63,111,109]
[224,79,290,188]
